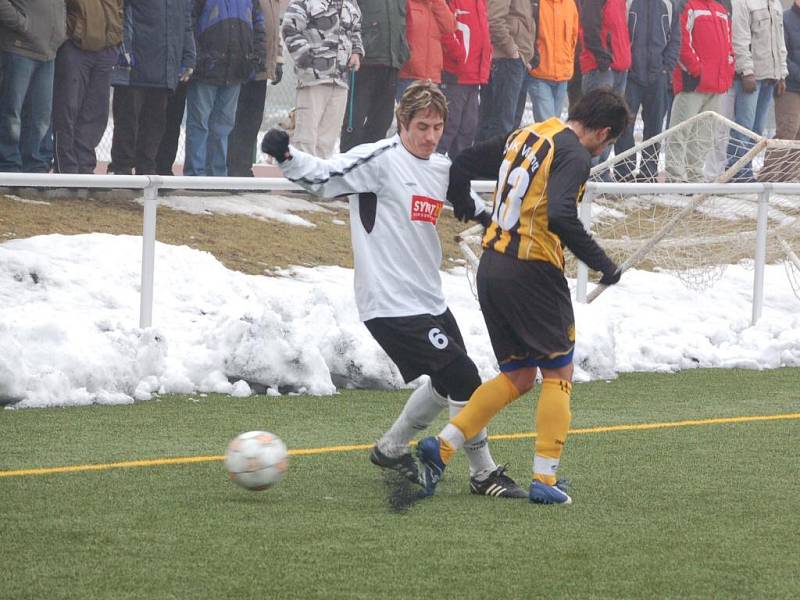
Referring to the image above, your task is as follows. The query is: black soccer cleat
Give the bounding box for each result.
[369,445,421,485]
[469,465,527,499]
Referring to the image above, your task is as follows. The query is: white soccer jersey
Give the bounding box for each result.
[279,136,453,321]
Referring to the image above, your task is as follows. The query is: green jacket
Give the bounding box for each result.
[358,0,409,68]
[66,0,124,52]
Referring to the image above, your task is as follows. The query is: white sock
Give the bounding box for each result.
[448,399,497,481]
[377,378,448,458]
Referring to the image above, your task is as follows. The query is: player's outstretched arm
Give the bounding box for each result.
[447,134,508,222]
[261,128,383,198]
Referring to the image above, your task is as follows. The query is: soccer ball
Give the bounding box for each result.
[224,431,289,491]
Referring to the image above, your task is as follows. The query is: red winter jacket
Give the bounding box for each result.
[441,0,491,84]
[399,0,458,82]
[672,0,734,94]
[578,0,631,74]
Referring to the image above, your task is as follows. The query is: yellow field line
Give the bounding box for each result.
[2,412,799,479]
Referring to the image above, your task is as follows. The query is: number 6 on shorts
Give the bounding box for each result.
[428,328,449,350]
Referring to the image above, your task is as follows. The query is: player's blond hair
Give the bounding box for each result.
[395,81,448,131]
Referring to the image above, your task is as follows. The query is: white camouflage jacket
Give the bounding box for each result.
[282,0,364,88]
[731,0,789,80]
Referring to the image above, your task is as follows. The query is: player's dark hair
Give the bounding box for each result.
[567,88,632,140]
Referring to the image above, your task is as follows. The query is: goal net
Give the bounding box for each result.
[458,111,800,302]
[587,111,800,292]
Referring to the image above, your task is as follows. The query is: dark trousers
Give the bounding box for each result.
[513,72,532,128]
[111,85,170,174]
[438,80,479,157]
[339,65,397,152]
[614,74,668,180]
[227,79,267,177]
[155,81,188,175]
[52,41,116,174]
[476,58,527,142]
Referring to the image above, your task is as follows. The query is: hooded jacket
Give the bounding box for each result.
[672,0,734,94]
[193,0,266,86]
[66,0,123,52]
[487,0,535,63]
[112,0,196,90]
[530,0,579,81]
[731,0,788,80]
[626,0,681,85]
[0,0,66,61]
[399,0,458,82]
[282,0,364,88]
[358,0,409,68]
[579,0,632,73]
[441,0,491,84]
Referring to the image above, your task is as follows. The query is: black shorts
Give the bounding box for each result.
[477,249,575,371]
[364,309,469,383]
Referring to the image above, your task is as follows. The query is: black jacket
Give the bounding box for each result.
[626,0,681,85]
[192,0,266,85]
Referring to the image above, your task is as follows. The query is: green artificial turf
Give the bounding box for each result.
[1,368,799,599]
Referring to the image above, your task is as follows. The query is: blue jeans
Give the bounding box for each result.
[528,77,568,122]
[0,52,55,172]
[184,81,241,176]
[727,78,775,182]
[614,74,668,180]
[581,68,628,173]
[476,58,527,141]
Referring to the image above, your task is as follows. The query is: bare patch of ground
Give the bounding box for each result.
[0,190,470,275]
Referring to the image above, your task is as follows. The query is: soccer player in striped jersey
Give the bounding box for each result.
[416,88,631,504]
[261,82,527,498]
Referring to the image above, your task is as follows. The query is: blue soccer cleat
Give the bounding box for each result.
[529,479,573,505]
[416,436,446,497]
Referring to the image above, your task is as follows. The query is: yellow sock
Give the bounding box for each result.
[533,379,572,486]
[438,437,456,464]
[450,373,521,443]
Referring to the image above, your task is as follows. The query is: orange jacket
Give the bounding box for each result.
[530,0,579,81]
[399,0,458,82]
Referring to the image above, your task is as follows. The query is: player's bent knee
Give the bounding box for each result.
[430,353,481,403]
[502,367,538,395]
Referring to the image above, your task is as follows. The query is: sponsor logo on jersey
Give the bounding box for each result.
[410,195,444,224]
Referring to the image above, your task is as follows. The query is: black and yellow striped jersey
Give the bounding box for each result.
[482,118,571,268]
[448,118,615,276]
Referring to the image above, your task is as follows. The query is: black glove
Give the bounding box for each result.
[271,63,283,85]
[451,193,475,223]
[261,128,290,163]
[599,265,622,286]
[475,210,493,228]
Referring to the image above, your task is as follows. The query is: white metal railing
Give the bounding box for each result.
[2,175,799,328]
[1,173,303,328]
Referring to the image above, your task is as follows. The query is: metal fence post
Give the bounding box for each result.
[139,183,159,329]
[752,185,770,325]
[576,190,593,303]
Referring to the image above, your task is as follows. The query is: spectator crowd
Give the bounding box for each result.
[0,0,798,181]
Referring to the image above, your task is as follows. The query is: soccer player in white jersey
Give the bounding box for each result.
[261,81,526,498]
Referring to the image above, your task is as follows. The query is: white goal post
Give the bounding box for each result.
[459,111,800,325]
